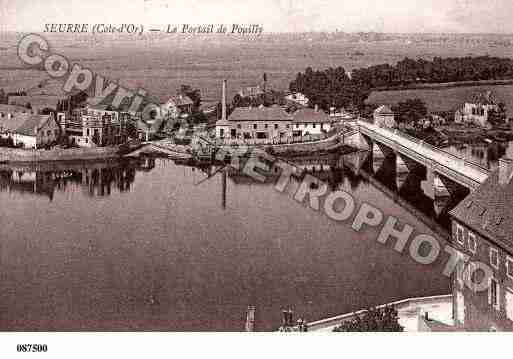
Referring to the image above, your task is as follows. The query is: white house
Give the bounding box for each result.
[291,106,333,136]
[454,91,500,127]
[285,92,309,107]
[373,105,396,128]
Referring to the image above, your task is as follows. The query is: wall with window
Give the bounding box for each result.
[292,122,332,136]
[216,121,292,139]
[451,219,513,331]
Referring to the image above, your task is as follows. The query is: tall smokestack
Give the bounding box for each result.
[222,79,227,121]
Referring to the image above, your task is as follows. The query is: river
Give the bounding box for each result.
[0,154,450,331]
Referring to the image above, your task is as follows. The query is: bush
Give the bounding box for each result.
[333,306,403,332]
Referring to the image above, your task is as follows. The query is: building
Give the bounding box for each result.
[449,152,513,331]
[373,105,396,128]
[9,114,61,148]
[163,95,194,119]
[65,104,129,147]
[454,91,500,127]
[285,92,309,107]
[238,86,264,99]
[215,105,292,139]
[291,106,334,136]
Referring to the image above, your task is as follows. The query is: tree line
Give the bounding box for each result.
[351,56,513,89]
[288,56,513,112]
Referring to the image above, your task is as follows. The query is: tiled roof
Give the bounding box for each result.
[292,108,332,123]
[14,115,52,137]
[450,168,513,253]
[374,104,394,115]
[228,105,291,122]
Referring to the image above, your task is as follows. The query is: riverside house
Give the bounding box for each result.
[454,91,500,127]
[215,105,292,140]
[0,113,60,148]
[291,106,333,136]
[449,152,513,331]
[66,104,129,147]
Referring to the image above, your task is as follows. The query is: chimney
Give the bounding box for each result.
[498,157,513,185]
[222,79,227,121]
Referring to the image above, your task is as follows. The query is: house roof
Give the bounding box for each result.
[469,91,499,106]
[449,168,513,253]
[14,114,53,137]
[228,105,291,122]
[292,108,332,123]
[168,95,194,107]
[374,104,394,115]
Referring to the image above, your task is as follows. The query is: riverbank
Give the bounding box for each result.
[0,145,126,163]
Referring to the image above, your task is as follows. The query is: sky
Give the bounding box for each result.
[1,0,513,33]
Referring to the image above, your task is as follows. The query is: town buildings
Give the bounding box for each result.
[215,105,292,139]
[373,105,396,128]
[0,112,61,148]
[215,104,336,140]
[449,152,513,331]
[63,104,130,147]
[454,91,500,127]
[291,107,333,136]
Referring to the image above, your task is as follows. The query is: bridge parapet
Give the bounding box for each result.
[356,120,490,190]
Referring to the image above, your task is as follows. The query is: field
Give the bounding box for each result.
[366,84,513,117]
[2,32,513,104]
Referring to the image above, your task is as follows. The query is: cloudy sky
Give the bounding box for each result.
[1,0,513,33]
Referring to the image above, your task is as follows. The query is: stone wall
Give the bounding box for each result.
[0,145,122,163]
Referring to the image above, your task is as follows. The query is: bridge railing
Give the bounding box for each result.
[357,120,490,174]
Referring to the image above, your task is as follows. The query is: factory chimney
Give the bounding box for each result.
[222,79,227,121]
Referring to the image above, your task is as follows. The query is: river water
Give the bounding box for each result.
[0,155,450,331]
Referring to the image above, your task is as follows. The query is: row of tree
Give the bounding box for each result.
[351,56,513,89]
[289,66,371,111]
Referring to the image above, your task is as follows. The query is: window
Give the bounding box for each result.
[468,232,477,254]
[490,247,499,269]
[506,288,513,321]
[253,124,257,130]
[489,278,500,310]
[237,124,241,129]
[456,224,465,245]
[507,257,513,279]
[286,124,290,129]
[274,124,278,130]
[312,123,316,128]
[296,124,299,128]
[264,124,268,129]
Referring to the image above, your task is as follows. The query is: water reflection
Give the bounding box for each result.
[0,158,156,200]
[0,153,452,331]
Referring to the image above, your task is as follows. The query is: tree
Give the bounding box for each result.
[333,306,403,332]
[488,102,507,127]
[392,98,428,126]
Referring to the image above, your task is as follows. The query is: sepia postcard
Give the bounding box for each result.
[1,0,513,356]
